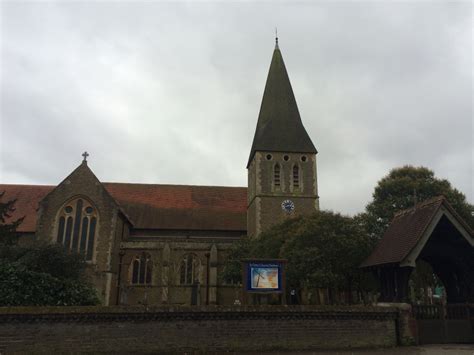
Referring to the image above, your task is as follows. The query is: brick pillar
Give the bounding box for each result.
[396,303,418,345]
[376,302,417,345]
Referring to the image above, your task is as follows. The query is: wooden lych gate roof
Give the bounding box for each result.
[362,196,474,268]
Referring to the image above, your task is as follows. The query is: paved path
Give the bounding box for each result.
[253,344,474,354]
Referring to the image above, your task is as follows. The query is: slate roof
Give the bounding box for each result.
[247,42,317,167]
[0,183,247,233]
[361,196,474,268]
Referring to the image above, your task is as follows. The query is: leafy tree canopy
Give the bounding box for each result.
[222,211,376,294]
[0,243,88,281]
[361,165,474,239]
[0,192,99,306]
[0,260,99,306]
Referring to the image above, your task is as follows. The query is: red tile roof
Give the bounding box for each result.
[361,196,473,268]
[0,185,53,233]
[0,183,247,233]
[104,183,247,231]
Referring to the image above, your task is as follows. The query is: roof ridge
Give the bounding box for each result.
[393,195,445,218]
[0,183,55,188]
[0,182,248,189]
[103,182,246,189]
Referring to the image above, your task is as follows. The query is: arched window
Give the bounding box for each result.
[274,164,281,187]
[131,253,153,285]
[293,165,300,188]
[180,254,200,285]
[56,198,97,261]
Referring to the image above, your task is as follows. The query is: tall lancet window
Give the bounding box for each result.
[274,164,281,188]
[180,254,200,285]
[131,253,153,285]
[56,198,97,261]
[293,165,300,188]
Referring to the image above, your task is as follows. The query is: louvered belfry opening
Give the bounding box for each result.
[293,165,299,188]
[274,164,281,187]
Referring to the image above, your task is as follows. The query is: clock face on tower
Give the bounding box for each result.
[281,200,295,213]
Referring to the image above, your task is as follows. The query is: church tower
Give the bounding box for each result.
[247,39,319,238]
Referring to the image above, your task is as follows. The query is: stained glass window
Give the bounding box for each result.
[56,198,98,261]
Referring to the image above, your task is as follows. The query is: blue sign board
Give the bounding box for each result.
[246,262,283,292]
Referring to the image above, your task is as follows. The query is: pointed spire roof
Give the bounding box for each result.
[247,40,317,167]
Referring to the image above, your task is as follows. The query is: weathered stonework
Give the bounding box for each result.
[0,306,401,353]
[35,162,129,305]
[247,151,319,238]
[114,232,242,306]
[31,161,244,307]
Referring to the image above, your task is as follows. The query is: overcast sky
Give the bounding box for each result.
[1,1,472,215]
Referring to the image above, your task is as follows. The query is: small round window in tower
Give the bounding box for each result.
[64,206,73,214]
[301,156,307,162]
[283,155,289,161]
[85,206,94,214]
[266,154,272,160]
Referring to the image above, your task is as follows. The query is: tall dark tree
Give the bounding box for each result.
[362,165,474,240]
[0,192,24,245]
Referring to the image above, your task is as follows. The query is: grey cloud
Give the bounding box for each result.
[1,1,471,215]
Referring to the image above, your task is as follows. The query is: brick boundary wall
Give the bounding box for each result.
[0,305,407,353]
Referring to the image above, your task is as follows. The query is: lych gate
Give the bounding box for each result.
[362,196,474,344]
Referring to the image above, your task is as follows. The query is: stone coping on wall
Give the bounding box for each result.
[0,305,399,323]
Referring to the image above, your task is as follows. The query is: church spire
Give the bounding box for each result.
[247,40,317,167]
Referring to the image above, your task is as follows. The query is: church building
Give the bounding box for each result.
[1,40,319,305]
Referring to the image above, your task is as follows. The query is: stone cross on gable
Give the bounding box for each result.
[82,151,89,163]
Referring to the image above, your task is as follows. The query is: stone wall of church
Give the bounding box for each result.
[118,237,241,306]
[30,161,243,307]
[247,151,319,237]
[257,151,317,196]
[35,163,125,306]
[246,201,258,239]
[0,305,403,353]
[258,196,318,233]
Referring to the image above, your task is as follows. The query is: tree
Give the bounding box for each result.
[0,192,24,245]
[360,166,474,303]
[362,165,474,240]
[220,238,252,285]
[0,260,99,306]
[222,211,376,303]
[0,192,99,306]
